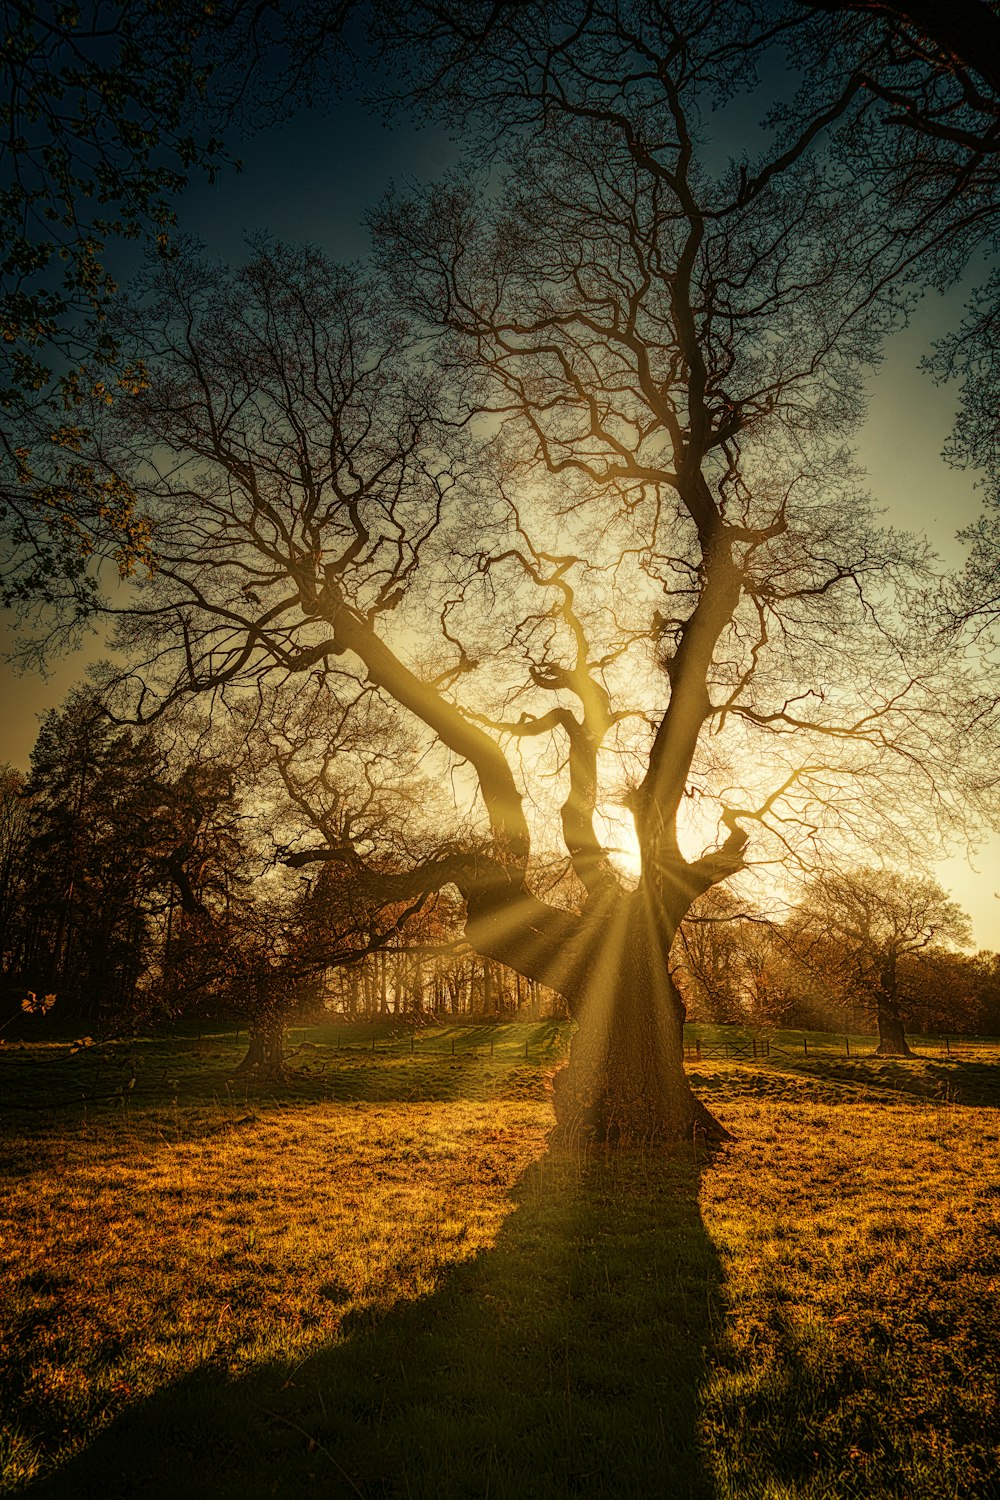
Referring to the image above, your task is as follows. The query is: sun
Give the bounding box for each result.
[597,804,643,883]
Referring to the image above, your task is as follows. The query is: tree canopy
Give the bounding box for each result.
[0,0,351,619]
[794,864,973,1054]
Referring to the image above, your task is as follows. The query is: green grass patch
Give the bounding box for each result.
[0,1020,570,1117]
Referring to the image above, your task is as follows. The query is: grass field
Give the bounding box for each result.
[1,1021,998,1498]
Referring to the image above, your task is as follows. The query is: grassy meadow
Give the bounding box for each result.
[1,1020,998,1498]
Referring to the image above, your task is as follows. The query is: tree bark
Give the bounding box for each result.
[873,954,914,1057]
[494,891,733,1145]
[875,1001,914,1057]
[233,1013,287,1081]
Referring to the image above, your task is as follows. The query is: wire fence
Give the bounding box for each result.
[320,1026,996,1065]
[4,1024,1000,1120]
[312,1024,562,1062]
[683,1031,1000,1062]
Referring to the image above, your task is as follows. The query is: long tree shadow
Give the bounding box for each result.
[690,1056,1000,1110]
[25,1145,724,1500]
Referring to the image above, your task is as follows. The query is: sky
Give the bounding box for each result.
[2,65,998,949]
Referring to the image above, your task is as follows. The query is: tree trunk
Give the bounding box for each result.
[875,1001,914,1057]
[548,895,731,1145]
[233,1014,287,1082]
[874,957,914,1057]
[462,877,730,1145]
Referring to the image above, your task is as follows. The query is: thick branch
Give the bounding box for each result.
[318,583,532,865]
[636,538,743,867]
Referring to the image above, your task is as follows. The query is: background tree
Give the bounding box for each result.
[14,686,168,1020]
[967,948,1000,1033]
[673,894,810,1028]
[793,865,973,1054]
[0,688,250,1030]
[134,679,465,1076]
[893,943,998,1036]
[671,889,753,1025]
[166,859,454,1081]
[0,763,29,986]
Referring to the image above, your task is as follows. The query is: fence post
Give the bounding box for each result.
[846,1035,851,1057]
[411,1032,415,1055]
[946,1035,951,1057]
[803,1035,808,1056]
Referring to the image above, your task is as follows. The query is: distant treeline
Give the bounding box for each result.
[0,689,561,1040]
[2,689,996,1050]
[673,888,1000,1039]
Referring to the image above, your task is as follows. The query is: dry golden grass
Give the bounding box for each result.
[699,1090,1000,1497]
[0,1098,550,1490]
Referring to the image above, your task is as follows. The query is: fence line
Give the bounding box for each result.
[683,1032,993,1061]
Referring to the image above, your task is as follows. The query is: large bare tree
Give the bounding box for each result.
[92,9,971,1143]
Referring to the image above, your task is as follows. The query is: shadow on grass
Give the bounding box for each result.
[24,1146,723,1500]
[691,1056,1000,1110]
[702,1273,1000,1500]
